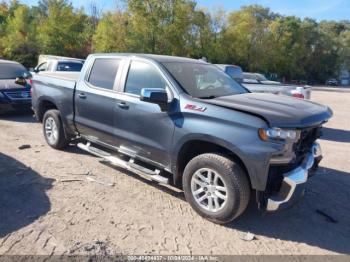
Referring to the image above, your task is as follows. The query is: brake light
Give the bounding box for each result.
[292,93,304,99]
[28,79,33,97]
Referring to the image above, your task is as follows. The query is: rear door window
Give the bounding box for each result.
[87,58,120,90]
[124,61,166,96]
[57,62,84,72]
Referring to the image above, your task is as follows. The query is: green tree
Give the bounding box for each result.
[37,0,71,16]
[126,0,199,55]
[36,0,90,58]
[320,21,350,75]
[0,0,348,83]
[1,4,38,66]
[339,30,350,69]
[269,16,305,80]
[187,9,213,59]
[300,19,340,82]
[207,8,227,63]
[222,5,275,71]
[92,11,130,52]
[0,1,7,25]
[0,1,8,57]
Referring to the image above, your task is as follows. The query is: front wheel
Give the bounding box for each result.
[43,109,69,149]
[182,153,250,224]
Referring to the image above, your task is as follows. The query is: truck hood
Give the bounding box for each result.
[205,93,332,128]
[0,79,26,90]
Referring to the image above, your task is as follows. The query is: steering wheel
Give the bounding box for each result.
[203,85,216,90]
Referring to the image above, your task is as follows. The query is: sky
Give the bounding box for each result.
[19,0,350,21]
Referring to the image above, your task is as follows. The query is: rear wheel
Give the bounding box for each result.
[43,109,69,149]
[183,153,250,224]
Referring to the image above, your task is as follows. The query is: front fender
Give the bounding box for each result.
[170,96,286,190]
[171,133,280,191]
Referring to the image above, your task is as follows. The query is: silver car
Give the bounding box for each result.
[243,72,281,85]
[217,65,311,99]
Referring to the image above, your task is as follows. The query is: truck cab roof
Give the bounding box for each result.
[89,53,208,64]
[0,59,22,65]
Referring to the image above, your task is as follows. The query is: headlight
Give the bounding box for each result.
[258,127,300,142]
[0,92,4,98]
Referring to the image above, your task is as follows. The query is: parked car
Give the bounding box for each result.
[242,72,312,98]
[32,55,85,73]
[0,59,32,113]
[243,72,281,85]
[32,54,332,224]
[243,81,311,99]
[326,78,338,86]
[215,64,243,83]
[216,65,311,99]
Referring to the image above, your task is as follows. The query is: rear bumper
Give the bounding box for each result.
[266,142,321,211]
[0,99,32,113]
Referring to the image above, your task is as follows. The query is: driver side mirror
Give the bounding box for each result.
[140,88,169,111]
[15,77,27,86]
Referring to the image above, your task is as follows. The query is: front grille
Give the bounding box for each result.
[294,126,321,163]
[4,91,31,100]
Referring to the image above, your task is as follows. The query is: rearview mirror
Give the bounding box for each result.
[15,77,27,86]
[140,88,169,111]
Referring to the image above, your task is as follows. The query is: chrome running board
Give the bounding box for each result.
[77,142,169,184]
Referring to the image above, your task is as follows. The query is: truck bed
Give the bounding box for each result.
[33,72,79,89]
[32,71,78,132]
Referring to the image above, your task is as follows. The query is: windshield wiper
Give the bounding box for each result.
[198,95,218,99]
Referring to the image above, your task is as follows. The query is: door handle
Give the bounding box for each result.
[78,93,87,99]
[117,101,129,109]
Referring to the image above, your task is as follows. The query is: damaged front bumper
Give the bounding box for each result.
[266,142,322,211]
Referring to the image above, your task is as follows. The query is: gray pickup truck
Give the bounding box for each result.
[32,54,332,224]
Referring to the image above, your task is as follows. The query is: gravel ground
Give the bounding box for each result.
[0,90,349,256]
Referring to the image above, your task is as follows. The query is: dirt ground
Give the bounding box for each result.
[0,91,349,256]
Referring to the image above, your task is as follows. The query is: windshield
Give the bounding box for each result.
[243,73,257,80]
[255,73,267,81]
[162,62,247,98]
[0,63,30,79]
[226,66,243,80]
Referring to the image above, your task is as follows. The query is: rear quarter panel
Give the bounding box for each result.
[32,74,76,134]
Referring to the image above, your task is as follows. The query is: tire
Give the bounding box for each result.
[42,109,69,149]
[182,153,250,224]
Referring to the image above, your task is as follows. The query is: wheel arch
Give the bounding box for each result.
[172,136,252,189]
[37,98,73,140]
[36,98,59,122]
